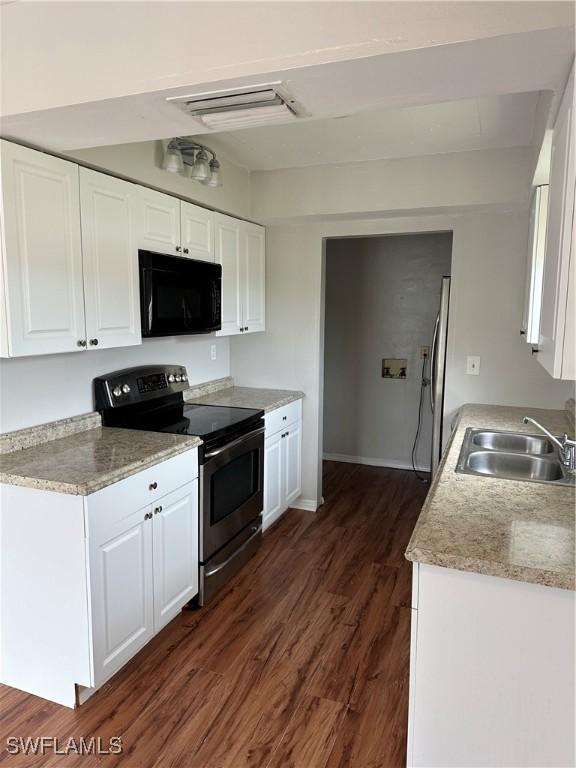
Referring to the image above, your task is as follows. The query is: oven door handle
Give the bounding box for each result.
[203,425,266,459]
[204,522,263,578]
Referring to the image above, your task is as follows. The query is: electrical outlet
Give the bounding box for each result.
[421,346,430,358]
[466,355,481,375]
[210,344,217,361]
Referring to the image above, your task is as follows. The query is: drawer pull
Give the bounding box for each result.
[149,482,158,491]
[144,512,153,520]
[154,506,162,515]
[283,415,287,421]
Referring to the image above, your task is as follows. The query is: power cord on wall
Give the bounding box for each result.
[411,354,430,483]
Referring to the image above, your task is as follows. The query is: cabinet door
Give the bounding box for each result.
[242,222,266,333]
[284,420,302,507]
[539,66,575,378]
[152,481,199,633]
[80,169,141,350]
[263,430,284,531]
[180,201,214,262]
[89,505,154,686]
[0,140,86,356]
[214,212,243,335]
[135,186,181,254]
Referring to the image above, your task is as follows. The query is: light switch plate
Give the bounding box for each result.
[211,344,217,361]
[466,355,480,375]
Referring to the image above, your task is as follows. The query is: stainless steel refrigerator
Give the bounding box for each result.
[430,276,451,477]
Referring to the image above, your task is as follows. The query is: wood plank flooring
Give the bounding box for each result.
[0,462,428,768]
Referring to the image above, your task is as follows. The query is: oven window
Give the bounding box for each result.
[211,450,259,525]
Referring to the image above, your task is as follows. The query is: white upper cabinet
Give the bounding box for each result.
[215,212,265,336]
[80,169,141,349]
[180,201,214,262]
[538,64,575,380]
[243,221,266,333]
[0,140,86,356]
[135,187,181,254]
[214,212,243,335]
[522,185,548,345]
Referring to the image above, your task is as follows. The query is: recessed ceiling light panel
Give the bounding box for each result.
[167,83,307,131]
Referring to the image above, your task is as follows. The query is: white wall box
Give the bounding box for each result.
[522,185,549,345]
[80,168,141,349]
[136,187,214,262]
[538,63,575,379]
[0,448,198,708]
[215,212,265,336]
[0,140,86,356]
[407,563,574,767]
[263,400,302,531]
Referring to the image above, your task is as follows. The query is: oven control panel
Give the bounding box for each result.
[94,365,189,410]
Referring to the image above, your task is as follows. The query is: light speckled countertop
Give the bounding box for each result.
[0,427,201,495]
[186,386,304,412]
[406,404,575,591]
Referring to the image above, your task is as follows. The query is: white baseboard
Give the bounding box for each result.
[290,497,320,512]
[323,452,430,473]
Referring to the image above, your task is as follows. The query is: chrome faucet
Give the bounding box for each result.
[523,416,576,471]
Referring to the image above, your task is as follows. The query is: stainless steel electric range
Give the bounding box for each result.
[94,365,264,605]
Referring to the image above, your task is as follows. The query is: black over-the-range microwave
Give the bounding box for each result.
[139,250,222,337]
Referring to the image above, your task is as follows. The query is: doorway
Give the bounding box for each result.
[322,232,453,478]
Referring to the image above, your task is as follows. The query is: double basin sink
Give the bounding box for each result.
[456,428,575,486]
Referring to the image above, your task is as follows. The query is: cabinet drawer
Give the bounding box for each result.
[265,399,302,437]
[86,448,198,542]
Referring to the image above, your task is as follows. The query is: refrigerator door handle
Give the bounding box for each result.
[430,312,440,413]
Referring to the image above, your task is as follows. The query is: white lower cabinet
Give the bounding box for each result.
[152,484,199,633]
[89,503,154,687]
[0,449,199,708]
[263,401,302,531]
[408,563,575,768]
[88,477,198,688]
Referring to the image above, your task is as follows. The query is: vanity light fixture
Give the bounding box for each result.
[162,138,223,188]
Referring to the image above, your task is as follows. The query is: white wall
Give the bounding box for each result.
[230,211,574,506]
[0,335,229,433]
[67,140,252,220]
[251,147,535,221]
[323,234,452,470]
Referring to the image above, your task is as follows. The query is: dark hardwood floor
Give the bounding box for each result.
[0,462,428,768]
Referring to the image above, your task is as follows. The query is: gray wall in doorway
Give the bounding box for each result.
[323,232,452,470]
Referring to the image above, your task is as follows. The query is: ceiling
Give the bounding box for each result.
[0,11,573,154]
[190,92,543,171]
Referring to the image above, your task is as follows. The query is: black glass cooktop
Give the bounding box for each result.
[157,404,263,440]
[103,399,263,445]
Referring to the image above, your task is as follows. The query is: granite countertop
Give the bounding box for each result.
[405,403,575,591]
[0,427,201,496]
[186,385,304,412]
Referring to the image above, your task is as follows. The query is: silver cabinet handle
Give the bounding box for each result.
[77,339,87,348]
[175,246,182,252]
[89,338,99,346]
[144,512,153,520]
[183,248,189,254]
[154,506,162,515]
[149,482,158,490]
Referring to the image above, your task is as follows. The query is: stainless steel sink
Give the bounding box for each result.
[471,431,554,455]
[456,428,575,486]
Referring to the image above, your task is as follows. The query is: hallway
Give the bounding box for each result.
[0,463,428,767]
